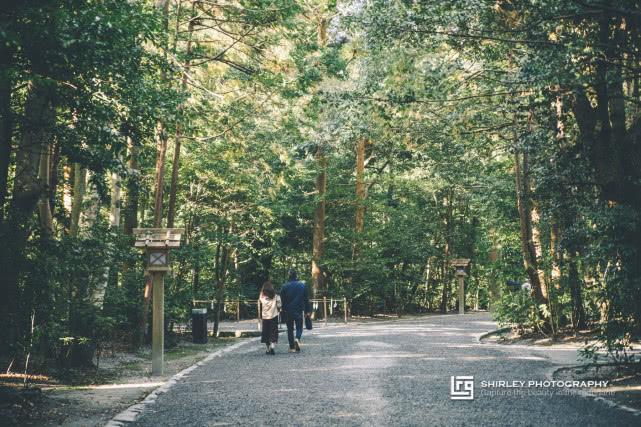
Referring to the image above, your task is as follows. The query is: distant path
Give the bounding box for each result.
[129,313,638,426]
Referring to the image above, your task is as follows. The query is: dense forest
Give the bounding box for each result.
[1,0,640,370]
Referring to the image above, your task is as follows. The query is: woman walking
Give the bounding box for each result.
[259,281,281,355]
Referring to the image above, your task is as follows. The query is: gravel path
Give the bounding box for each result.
[130,313,638,426]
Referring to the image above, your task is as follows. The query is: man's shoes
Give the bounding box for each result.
[294,339,301,352]
[268,348,275,355]
[288,347,296,353]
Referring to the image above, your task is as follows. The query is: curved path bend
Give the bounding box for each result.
[126,313,638,426]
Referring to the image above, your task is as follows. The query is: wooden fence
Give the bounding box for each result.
[192,297,349,324]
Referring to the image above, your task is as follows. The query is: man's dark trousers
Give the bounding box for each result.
[283,311,303,349]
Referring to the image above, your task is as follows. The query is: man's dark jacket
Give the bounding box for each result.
[280,280,311,316]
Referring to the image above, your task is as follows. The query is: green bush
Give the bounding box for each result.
[493,289,538,330]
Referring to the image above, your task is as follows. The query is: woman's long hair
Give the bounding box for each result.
[261,281,275,299]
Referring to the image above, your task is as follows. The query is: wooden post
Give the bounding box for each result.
[152,272,164,375]
[458,275,465,315]
[236,299,240,321]
[133,228,182,376]
[344,297,348,323]
[323,296,328,325]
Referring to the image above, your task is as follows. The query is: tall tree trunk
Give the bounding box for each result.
[550,93,564,291]
[93,166,122,309]
[152,0,170,229]
[69,163,86,237]
[1,80,55,356]
[81,176,105,311]
[82,172,101,230]
[63,163,73,215]
[514,151,548,306]
[572,16,641,207]
[123,134,139,235]
[167,2,195,229]
[353,138,366,258]
[11,81,54,217]
[192,262,200,295]
[153,121,167,228]
[0,48,12,221]
[488,231,500,310]
[439,259,447,313]
[37,143,53,235]
[213,235,231,337]
[120,134,139,335]
[440,191,453,313]
[167,131,181,228]
[311,14,329,299]
[567,256,585,329]
[48,141,60,216]
[529,203,548,301]
[140,272,152,345]
[424,257,432,310]
[550,219,561,290]
[110,167,121,230]
[311,148,326,298]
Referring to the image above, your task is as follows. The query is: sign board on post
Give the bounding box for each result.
[133,228,183,375]
[451,259,471,315]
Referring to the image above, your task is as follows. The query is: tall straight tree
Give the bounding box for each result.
[167,1,196,229]
[0,42,11,221]
[152,0,171,228]
[123,133,139,235]
[311,13,329,298]
[353,138,366,257]
[1,76,56,356]
[514,149,548,307]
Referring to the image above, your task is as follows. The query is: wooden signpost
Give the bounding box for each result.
[133,228,183,375]
[451,258,471,315]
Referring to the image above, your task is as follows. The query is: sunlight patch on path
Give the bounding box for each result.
[354,340,398,348]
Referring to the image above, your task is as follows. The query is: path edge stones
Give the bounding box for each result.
[104,338,258,427]
[476,326,512,342]
[548,365,641,417]
[478,327,641,418]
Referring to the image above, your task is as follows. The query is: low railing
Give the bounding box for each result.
[192,297,349,324]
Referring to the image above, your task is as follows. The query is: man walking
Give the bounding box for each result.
[280,270,311,352]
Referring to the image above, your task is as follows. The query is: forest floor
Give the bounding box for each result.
[0,337,242,426]
[483,327,641,414]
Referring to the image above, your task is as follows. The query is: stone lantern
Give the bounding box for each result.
[451,258,471,315]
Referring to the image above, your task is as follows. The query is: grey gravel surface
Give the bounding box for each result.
[131,313,638,426]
